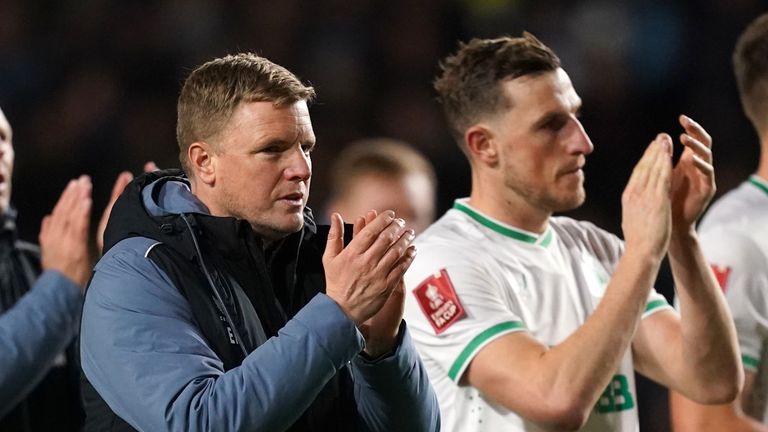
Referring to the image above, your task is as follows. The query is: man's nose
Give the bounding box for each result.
[571,120,594,155]
[286,147,311,181]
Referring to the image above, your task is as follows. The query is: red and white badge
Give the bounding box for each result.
[412,269,465,334]
[710,264,732,293]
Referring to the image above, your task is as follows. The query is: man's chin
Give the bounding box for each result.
[252,218,304,241]
[549,191,586,213]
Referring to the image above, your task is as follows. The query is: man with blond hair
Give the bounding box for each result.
[80,53,439,431]
[403,33,741,431]
[326,138,436,234]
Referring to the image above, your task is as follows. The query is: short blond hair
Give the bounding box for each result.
[176,53,316,173]
[329,138,436,201]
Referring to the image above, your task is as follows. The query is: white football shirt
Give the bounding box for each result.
[698,175,768,421]
[404,199,671,432]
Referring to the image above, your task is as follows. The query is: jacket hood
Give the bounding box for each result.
[102,168,318,258]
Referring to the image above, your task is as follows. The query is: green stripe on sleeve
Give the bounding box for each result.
[742,354,760,371]
[644,299,669,314]
[448,321,525,381]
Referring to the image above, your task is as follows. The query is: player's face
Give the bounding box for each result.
[490,68,593,213]
[207,100,314,240]
[332,172,435,234]
[0,108,14,215]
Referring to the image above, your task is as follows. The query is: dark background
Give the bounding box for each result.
[2,1,765,430]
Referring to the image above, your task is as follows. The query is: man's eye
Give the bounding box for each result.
[543,118,566,132]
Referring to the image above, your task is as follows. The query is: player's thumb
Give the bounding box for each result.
[323,212,345,261]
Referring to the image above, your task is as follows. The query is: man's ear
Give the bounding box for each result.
[188,142,216,185]
[465,124,498,167]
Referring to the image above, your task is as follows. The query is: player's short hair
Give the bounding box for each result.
[329,138,436,201]
[734,13,768,133]
[434,32,561,152]
[176,53,316,174]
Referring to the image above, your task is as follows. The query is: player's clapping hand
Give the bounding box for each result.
[621,134,673,259]
[39,175,93,289]
[352,210,414,357]
[323,210,416,356]
[671,115,716,233]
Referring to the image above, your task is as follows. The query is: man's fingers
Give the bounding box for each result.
[110,172,134,201]
[351,210,377,237]
[323,213,345,261]
[98,172,132,253]
[385,245,417,288]
[51,179,78,218]
[627,135,662,191]
[651,135,672,192]
[680,134,712,163]
[52,175,91,223]
[365,209,377,225]
[38,215,51,242]
[691,153,715,176]
[364,217,409,259]
[143,161,158,172]
[679,115,712,148]
[347,210,396,253]
[73,197,93,236]
[353,215,365,237]
[375,228,415,273]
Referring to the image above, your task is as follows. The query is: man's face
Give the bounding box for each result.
[0,108,14,215]
[488,68,593,213]
[206,100,314,240]
[332,171,435,234]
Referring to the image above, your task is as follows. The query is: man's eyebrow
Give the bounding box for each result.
[531,111,565,129]
[531,101,583,130]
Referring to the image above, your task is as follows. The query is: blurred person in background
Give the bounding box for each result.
[403,33,741,431]
[79,53,439,431]
[0,106,91,431]
[670,12,768,432]
[325,138,436,234]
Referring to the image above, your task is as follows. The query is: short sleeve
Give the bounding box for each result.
[404,245,527,383]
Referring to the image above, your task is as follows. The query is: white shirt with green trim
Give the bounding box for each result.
[403,199,671,432]
[697,175,768,421]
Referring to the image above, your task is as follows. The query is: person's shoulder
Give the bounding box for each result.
[92,237,170,290]
[416,209,487,250]
[98,237,164,264]
[87,237,184,313]
[701,178,768,231]
[408,212,519,289]
[551,216,619,244]
[551,216,624,263]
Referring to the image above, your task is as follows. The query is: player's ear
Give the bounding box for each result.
[188,141,216,185]
[465,124,498,167]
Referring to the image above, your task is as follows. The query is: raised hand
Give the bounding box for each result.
[97,161,158,254]
[40,175,93,289]
[621,134,673,259]
[354,210,415,357]
[323,210,416,356]
[671,115,716,233]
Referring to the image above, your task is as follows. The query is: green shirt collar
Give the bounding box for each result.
[453,199,553,247]
[748,175,768,196]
